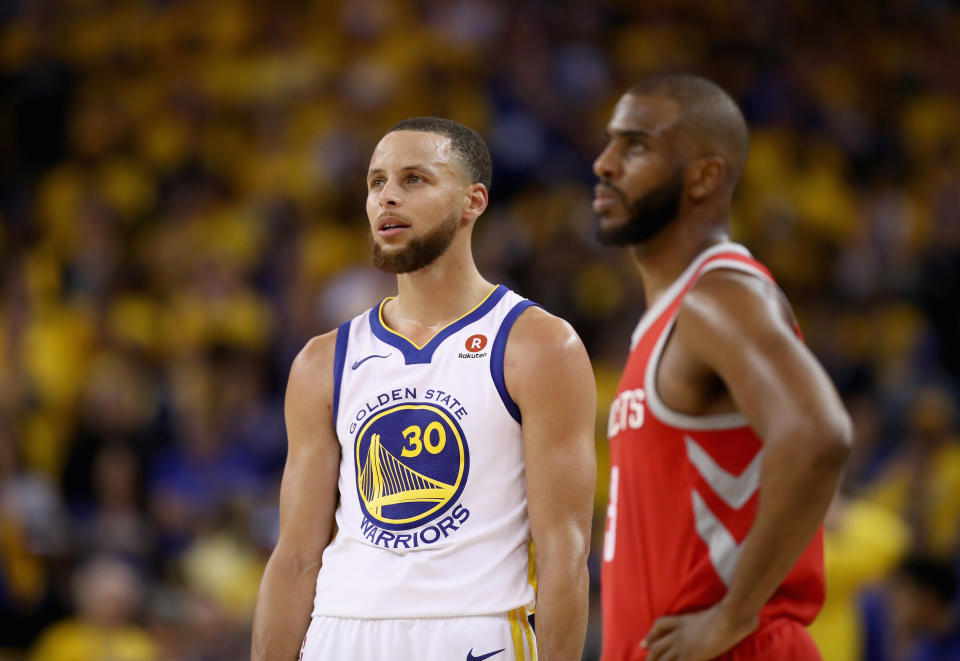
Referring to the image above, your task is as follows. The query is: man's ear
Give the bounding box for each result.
[686,156,727,201]
[462,183,489,226]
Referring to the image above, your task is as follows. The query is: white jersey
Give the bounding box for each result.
[313,285,539,619]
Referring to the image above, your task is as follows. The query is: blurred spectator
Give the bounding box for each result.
[0,417,69,649]
[867,387,960,558]
[809,494,910,661]
[886,554,960,661]
[148,352,269,562]
[145,586,251,661]
[179,500,264,625]
[28,556,154,661]
[70,442,152,565]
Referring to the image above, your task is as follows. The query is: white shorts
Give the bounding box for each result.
[300,609,537,661]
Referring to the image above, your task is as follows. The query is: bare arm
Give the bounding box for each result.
[251,332,342,661]
[505,308,597,661]
[646,271,852,661]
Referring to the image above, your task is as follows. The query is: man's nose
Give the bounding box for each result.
[593,144,621,180]
[378,178,402,207]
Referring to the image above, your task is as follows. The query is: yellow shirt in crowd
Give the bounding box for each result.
[809,499,910,661]
[29,619,155,661]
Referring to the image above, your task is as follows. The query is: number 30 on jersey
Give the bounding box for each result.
[400,423,447,458]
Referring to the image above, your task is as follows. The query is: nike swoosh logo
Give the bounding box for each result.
[466,649,505,661]
[351,353,392,370]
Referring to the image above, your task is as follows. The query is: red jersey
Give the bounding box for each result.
[601,243,825,661]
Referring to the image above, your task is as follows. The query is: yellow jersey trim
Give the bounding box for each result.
[523,613,536,660]
[527,540,538,613]
[377,285,500,350]
[509,608,527,660]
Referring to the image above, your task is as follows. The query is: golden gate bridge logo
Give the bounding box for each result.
[359,434,456,517]
[354,403,468,529]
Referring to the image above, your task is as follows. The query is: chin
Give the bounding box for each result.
[373,237,408,251]
[598,214,628,234]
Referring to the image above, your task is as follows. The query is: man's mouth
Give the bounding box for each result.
[593,184,623,214]
[594,183,622,201]
[378,217,411,236]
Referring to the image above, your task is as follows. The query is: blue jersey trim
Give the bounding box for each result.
[332,320,351,427]
[368,285,509,365]
[490,299,539,424]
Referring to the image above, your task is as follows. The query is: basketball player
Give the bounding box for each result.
[594,75,852,661]
[251,118,596,661]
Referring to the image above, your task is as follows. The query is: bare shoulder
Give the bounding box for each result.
[287,329,340,405]
[504,306,594,405]
[506,306,586,366]
[508,306,586,358]
[677,268,796,345]
[292,329,339,373]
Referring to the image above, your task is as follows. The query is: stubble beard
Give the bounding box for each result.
[595,172,686,247]
[371,212,460,274]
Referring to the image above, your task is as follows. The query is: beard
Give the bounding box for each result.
[372,213,459,274]
[595,172,685,246]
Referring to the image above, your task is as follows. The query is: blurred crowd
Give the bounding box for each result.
[1,1,959,660]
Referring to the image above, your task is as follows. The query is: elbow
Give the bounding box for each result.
[809,410,853,473]
[535,528,591,579]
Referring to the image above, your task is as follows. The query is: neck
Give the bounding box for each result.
[629,206,730,307]
[390,241,493,327]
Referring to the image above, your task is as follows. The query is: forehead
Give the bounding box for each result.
[608,93,682,137]
[369,130,455,171]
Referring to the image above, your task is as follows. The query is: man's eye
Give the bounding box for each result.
[370,179,385,188]
[408,174,424,183]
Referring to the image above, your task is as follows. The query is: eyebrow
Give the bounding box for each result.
[606,129,653,140]
[367,164,435,178]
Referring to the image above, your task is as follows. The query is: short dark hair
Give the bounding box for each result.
[629,73,749,182]
[386,117,492,190]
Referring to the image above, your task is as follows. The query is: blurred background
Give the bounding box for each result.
[1,1,959,659]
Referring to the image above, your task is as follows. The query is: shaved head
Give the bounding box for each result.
[629,74,749,185]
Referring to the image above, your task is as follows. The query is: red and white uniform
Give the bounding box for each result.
[601,243,824,661]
